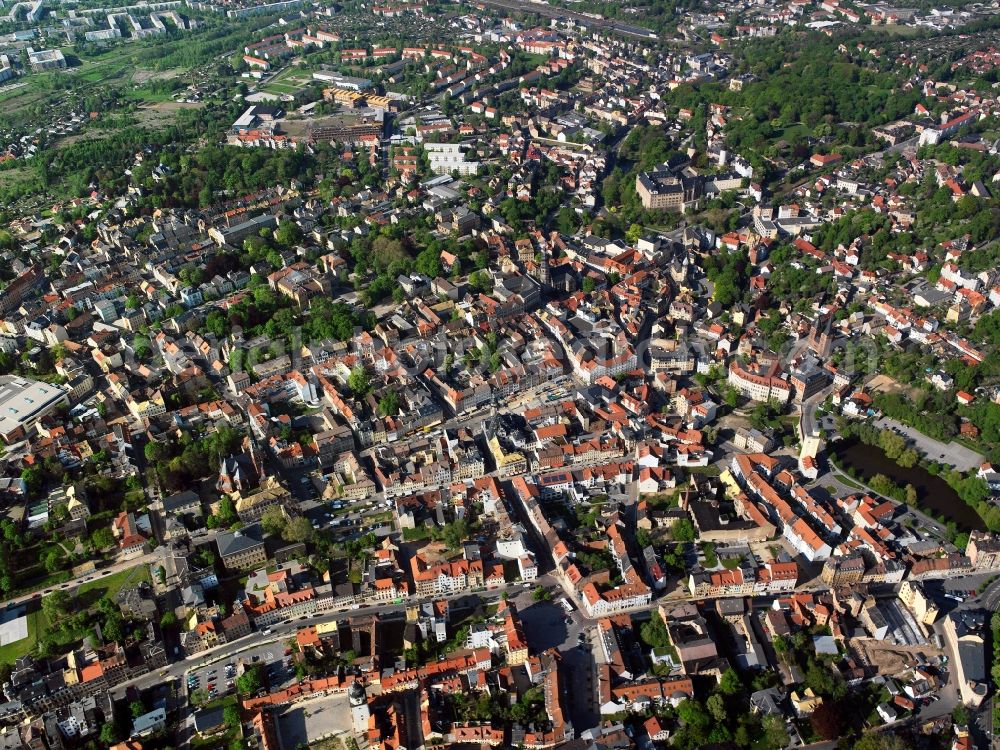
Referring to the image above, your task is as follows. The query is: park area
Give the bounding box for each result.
[0,564,151,664]
[0,605,43,665]
[257,65,317,97]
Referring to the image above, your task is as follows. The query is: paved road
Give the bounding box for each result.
[7,550,161,608]
[822,461,963,543]
[514,588,598,729]
[470,0,657,39]
[111,578,544,699]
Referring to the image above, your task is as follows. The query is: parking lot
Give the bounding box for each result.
[185,640,295,703]
[874,417,984,472]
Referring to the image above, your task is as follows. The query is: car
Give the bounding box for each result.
[43,589,51,594]
[102,571,111,576]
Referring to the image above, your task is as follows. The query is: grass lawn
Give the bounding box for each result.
[0,607,47,665]
[201,693,238,712]
[261,83,299,95]
[879,24,924,36]
[76,564,152,602]
[126,86,178,103]
[402,527,431,542]
[307,739,344,750]
[75,62,129,83]
[777,123,810,142]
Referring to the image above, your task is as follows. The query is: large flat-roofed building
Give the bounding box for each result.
[27,48,66,71]
[0,376,70,443]
[216,524,267,570]
[313,71,372,91]
[944,609,988,708]
[636,170,702,211]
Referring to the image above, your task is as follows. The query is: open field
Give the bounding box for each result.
[279,693,354,748]
[259,65,316,96]
[76,563,152,602]
[0,607,46,665]
[134,100,205,127]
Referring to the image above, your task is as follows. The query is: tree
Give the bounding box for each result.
[556,206,579,235]
[236,665,263,694]
[223,705,241,729]
[90,527,114,550]
[282,517,314,543]
[675,699,711,744]
[42,590,70,623]
[953,704,970,726]
[639,613,671,649]
[761,715,789,750]
[260,505,288,536]
[130,701,147,718]
[217,497,238,526]
[531,586,551,601]
[100,724,120,745]
[415,246,441,278]
[706,693,727,723]
[635,528,651,549]
[810,701,844,740]
[718,668,742,696]
[442,518,469,550]
[853,734,908,750]
[160,611,178,630]
[671,518,696,542]
[275,221,303,248]
[205,311,227,338]
[805,659,844,699]
[348,365,371,396]
[102,614,124,643]
[42,545,66,574]
[469,270,492,293]
[878,429,906,460]
[379,390,401,417]
[897,448,918,468]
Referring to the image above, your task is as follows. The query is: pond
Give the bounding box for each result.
[832,438,985,531]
